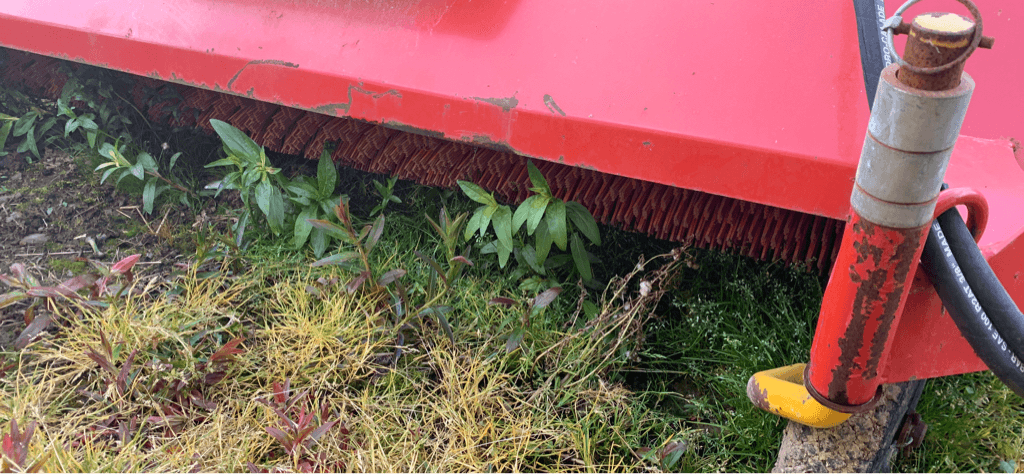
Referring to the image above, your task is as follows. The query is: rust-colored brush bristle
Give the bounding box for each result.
[1,49,845,273]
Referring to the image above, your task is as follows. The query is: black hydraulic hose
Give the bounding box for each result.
[920,206,1024,398]
[852,0,891,107]
[937,205,1024,358]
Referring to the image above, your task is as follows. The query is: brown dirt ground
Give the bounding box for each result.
[0,147,198,350]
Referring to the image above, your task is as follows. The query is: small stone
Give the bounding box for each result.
[19,233,49,245]
[5,211,22,223]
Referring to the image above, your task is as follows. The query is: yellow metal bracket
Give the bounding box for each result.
[746,363,851,428]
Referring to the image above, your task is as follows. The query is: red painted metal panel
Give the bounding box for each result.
[0,1,1019,224]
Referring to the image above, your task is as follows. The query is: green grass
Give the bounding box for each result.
[3,159,1023,471]
[623,251,823,472]
[626,249,1024,472]
[895,372,1024,473]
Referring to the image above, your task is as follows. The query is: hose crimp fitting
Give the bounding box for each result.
[805,63,975,413]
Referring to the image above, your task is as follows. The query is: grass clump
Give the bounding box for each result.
[1,227,692,472]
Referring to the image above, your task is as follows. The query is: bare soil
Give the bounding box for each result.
[0,148,196,350]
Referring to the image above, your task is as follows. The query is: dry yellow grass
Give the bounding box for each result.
[1,252,689,473]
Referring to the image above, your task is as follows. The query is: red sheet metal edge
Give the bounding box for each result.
[1,0,870,221]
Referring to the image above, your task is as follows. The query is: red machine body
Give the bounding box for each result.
[1,0,1022,384]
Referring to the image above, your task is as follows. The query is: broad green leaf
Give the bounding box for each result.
[546,199,568,251]
[497,238,512,268]
[210,119,260,159]
[512,195,536,233]
[292,207,315,248]
[570,233,593,282]
[321,196,342,217]
[37,117,56,136]
[534,220,553,268]
[99,142,117,161]
[59,78,79,104]
[287,183,315,200]
[254,179,274,221]
[56,98,72,116]
[234,210,250,247]
[25,128,39,158]
[242,169,260,187]
[266,185,286,235]
[0,121,12,151]
[310,227,328,258]
[136,152,158,173]
[13,111,37,137]
[87,130,97,148]
[477,203,500,238]
[205,158,236,169]
[169,152,182,170]
[100,167,118,184]
[317,149,337,196]
[465,210,483,241]
[64,117,80,137]
[520,244,544,274]
[78,116,98,131]
[526,195,550,235]
[129,161,145,181]
[457,181,495,206]
[311,251,360,267]
[526,160,551,196]
[566,201,601,245]
[142,180,156,214]
[492,205,514,255]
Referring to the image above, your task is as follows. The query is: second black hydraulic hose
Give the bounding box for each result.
[920,207,1024,398]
